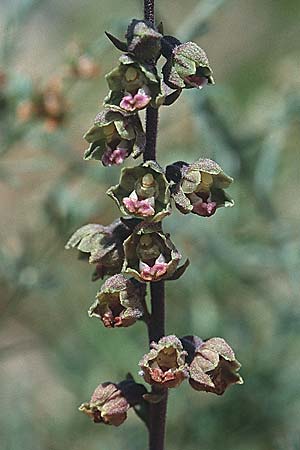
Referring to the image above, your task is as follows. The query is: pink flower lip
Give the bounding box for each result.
[101,311,128,328]
[139,254,168,281]
[102,147,128,166]
[184,75,208,89]
[123,191,155,217]
[120,89,151,111]
[192,200,217,217]
[101,311,116,328]
[150,368,177,384]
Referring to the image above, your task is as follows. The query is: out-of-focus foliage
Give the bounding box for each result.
[1,1,300,450]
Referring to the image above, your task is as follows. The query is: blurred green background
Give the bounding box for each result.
[1,0,300,449]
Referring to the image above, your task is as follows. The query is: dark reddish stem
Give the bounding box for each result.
[148,281,168,450]
[144,106,159,161]
[148,281,165,342]
[144,0,155,23]
[143,2,167,450]
[143,0,158,163]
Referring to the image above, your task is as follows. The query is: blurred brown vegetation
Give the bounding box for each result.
[1,1,300,449]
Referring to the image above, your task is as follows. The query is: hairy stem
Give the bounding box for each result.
[144,0,155,23]
[143,3,168,449]
[143,0,158,163]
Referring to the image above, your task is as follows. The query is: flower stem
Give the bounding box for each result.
[148,281,165,343]
[144,0,155,23]
[148,281,168,450]
[143,3,168,449]
[143,0,158,163]
[144,106,159,161]
[148,388,168,450]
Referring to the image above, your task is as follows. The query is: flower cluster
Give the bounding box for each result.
[82,19,216,168]
[66,16,243,433]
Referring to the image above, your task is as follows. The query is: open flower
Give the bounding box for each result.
[166,158,234,217]
[83,108,145,165]
[88,274,144,328]
[79,378,147,426]
[139,335,188,388]
[188,337,243,395]
[65,219,139,281]
[161,36,214,90]
[104,54,161,113]
[122,223,185,282]
[107,161,171,222]
[79,382,129,426]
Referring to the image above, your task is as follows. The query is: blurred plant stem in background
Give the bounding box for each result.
[1,0,300,450]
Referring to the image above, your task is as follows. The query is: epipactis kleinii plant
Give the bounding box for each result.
[66,3,243,449]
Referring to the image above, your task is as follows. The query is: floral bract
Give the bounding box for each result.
[188,337,243,395]
[139,335,188,388]
[167,158,234,217]
[123,223,181,282]
[107,160,171,221]
[83,109,145,166]
[89,274,144,328]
